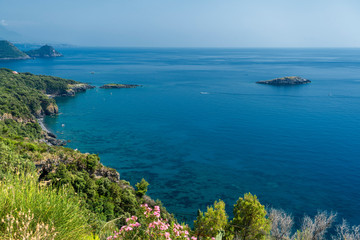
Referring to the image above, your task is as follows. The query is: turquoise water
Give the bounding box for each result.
[2,48,360,225]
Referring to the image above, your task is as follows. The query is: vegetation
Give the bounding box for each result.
[231,193,271,240]
[0,40,29,59]
[135,178,150,197]
[106,204,191,240]
[0,68,79,119]
[0,173,91,240]
[194,200,228,239]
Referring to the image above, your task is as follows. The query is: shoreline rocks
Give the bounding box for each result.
[61,83,96,96]
[37,118,66,146]
[256,76,311,85]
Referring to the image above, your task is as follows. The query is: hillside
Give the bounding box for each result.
[26,44,63,58]
[0,40,29,59]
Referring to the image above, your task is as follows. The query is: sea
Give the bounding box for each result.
[2,47,360,226]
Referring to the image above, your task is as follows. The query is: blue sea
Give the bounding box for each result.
[2,48,360,226]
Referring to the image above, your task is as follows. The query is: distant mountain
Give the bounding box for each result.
[0,25,24,41]
[26,45,63,58]
[0,40,30,60]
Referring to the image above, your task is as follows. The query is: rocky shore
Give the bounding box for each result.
[37,118,66,146]
[58,83,95,97]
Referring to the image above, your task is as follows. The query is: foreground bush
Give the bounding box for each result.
[0,173,91,240]
[194,200,228,239]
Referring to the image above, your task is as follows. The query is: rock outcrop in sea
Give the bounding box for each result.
[256,76,311,85]
[100,83,140,89]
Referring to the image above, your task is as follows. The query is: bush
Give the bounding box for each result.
[230,193,271,240]
[135,178,149,197]
[106,204,191,240]
[193,200,228,239]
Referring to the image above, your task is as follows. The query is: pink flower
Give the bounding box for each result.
[125,226,133,231]
[154,211,161,218]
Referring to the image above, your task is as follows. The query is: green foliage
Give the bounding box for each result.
[194,200,228,239]
[46,161,139,225]
[84,154,100,172]
[0,172,91,240]
[231,193,271,240]
[0,119,42,140]
[0,68,77,119]
[135,178,149,197]
[0,138,36,179]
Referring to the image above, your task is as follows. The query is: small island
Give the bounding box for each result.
[100,83,141,89]
[26,45,63,58]
[256,76,311,85]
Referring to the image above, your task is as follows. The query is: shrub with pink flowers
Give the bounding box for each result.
[107,204,196,240]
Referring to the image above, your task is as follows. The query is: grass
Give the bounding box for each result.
[0,172,92,239]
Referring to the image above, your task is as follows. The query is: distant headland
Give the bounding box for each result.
[0,40,62,60]
[0,40,30,60]
[26,45,63,58]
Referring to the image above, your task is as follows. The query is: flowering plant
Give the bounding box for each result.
[106,204,199,240]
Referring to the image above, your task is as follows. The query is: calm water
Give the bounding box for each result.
[2,48,360,225]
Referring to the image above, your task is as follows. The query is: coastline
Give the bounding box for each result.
[38,117,66,146]
[0,56,31,61]
[37,117,50,133]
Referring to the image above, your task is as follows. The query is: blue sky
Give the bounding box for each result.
[1,0,360,47]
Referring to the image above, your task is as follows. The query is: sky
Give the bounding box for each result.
[1,0,360,47]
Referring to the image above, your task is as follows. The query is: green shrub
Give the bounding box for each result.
[230,193,271,240]
[194,200,228,239]
[135,178,149,197]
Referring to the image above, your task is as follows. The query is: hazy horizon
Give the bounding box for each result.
[1,0,360,48]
